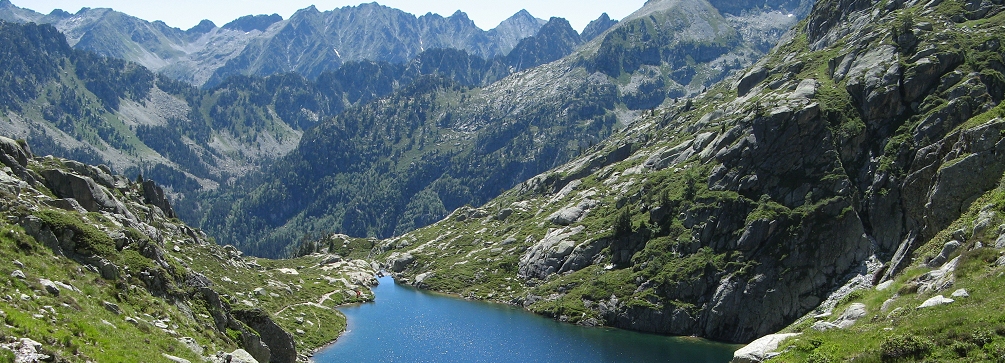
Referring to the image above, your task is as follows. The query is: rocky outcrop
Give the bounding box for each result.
[232,309,296,363]
[387,252,415,273]
[518,226,586,279]
[38,168,135,221]
[142,179,176,218]
[0,136,37,184]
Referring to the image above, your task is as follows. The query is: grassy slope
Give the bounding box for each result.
[0,150,374,362]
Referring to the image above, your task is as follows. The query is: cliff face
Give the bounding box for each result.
[0,136,376,362]
[376,0,1004,345]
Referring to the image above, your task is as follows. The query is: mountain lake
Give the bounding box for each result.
[315,275,739,362]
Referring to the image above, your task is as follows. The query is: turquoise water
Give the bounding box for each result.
[315,276,738,363]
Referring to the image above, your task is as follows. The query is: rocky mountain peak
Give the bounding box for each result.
[186,19,216,34]
[221,13,282,32]
[581,12,618,42]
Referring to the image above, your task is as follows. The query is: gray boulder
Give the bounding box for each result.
[547,200,597,226]
[736,66,768,97]
[43,198,88,213]
[103,301,122,315]
[928,240,961,268]
[4,338,49,363]
[162,354,192,363]
[39,279,60,296]
[833,303,866,328]
[11,270,25,279]
[0,136,37,184]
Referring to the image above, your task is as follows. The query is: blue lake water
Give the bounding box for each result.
[315,276,738,363]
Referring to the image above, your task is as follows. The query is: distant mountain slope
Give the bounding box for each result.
[196,0,812,257]
[203,3,546,87]
[0,0,546,87]
[0,17,591,214]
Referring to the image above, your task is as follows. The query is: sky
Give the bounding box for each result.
[14,0,648,33]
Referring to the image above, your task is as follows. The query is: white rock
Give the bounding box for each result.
[875,280,893,291]
[228,349,260,363]
[162,354,192,363]
[951,288,969,298]
[731,333,801,363]
[11,270,25,279]
[917,295,954,309]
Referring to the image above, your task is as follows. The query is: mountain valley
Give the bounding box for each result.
[1,0,1004,361]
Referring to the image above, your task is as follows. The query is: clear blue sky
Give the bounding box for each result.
[15,0,647,32]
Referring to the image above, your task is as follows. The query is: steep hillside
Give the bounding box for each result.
[199,0,811,258]
[0,135,376,362]
[373,0,1005,352]
[0,21,311,203]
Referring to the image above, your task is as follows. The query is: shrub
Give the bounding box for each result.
[613,206,632,236]
[880,335,932,361]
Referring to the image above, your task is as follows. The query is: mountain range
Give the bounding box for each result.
[0,0,807,257]
[1,0,1004,360]
[0,0,547,87]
